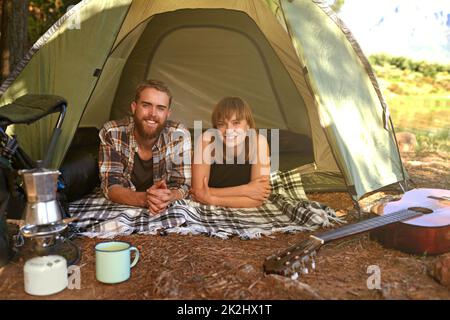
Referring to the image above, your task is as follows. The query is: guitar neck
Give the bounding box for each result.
[314,209,423,243]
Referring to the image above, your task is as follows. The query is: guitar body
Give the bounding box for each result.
[370,188,450,255]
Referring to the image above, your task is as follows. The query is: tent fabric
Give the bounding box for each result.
[280,0,405,197]
[313,0,391,129]
[0,0,406,200]
[311,0,408,187]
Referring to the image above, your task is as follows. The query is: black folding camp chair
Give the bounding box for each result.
[0,94,67,170]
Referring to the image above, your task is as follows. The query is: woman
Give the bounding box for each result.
[191,97,271,208]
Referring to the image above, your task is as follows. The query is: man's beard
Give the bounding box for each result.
[134,116,166,140]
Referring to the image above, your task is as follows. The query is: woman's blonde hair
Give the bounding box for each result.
[211,97,256,129]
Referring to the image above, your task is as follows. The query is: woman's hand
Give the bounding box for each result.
[246,176,271,201]
[190,177,216,205]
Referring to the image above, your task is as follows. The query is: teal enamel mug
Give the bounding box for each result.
[95,241,140,284]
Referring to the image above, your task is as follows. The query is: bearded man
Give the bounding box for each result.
[98,79,191,214]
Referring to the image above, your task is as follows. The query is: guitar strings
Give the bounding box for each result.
[318,210,417,241]
[317,209,421,242]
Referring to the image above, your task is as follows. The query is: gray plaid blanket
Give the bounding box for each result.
[68,171,342,239]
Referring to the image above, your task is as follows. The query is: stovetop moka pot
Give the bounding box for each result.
[19,168,67,241]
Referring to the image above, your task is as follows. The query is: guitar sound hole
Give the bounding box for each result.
[408,207,433,214]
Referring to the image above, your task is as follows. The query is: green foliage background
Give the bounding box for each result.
[370,54,450,152]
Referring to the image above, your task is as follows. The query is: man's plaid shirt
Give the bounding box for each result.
[99,116,191,199]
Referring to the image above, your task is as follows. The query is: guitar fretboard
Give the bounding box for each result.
[315,209,423,243]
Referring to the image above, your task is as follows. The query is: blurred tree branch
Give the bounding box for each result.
[0,0,28,82]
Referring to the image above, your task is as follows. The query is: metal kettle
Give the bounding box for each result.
[19,168,66,242]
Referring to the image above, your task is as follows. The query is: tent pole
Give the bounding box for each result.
[398,181,406,193]
[42,103,66,168]
[351,196,362,220]
[387,109,409,192]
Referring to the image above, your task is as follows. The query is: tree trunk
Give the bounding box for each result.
[0,0,28,82]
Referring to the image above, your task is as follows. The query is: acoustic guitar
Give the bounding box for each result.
[264,188,450,277]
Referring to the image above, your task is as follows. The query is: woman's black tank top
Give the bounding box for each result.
[208,160,251,188]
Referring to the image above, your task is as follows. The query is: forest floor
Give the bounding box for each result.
[0,151,449,300]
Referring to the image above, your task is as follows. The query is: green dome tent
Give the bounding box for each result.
[0,0,407,201]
